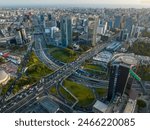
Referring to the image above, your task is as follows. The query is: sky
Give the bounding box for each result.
[0,0,150,7]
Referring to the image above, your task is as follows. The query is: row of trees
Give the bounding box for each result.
[0,57,5,63]
[128,40,150,81]
[137,65,150,81]
[128,41,150,56]
[142,31,150,38]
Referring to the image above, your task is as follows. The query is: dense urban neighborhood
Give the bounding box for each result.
[0,7,150,113]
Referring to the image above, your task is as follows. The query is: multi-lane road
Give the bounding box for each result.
[0,16,119,112]
[0,38,110,112]
[34,34,59,70]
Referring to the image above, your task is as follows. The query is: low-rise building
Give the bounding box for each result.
[0,70,10,85]
[93,51,112,65]
[124,99,137,113]
[93,100,108,113]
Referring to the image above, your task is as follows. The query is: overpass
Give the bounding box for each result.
[0,16,119,112]
[0,41,110,112]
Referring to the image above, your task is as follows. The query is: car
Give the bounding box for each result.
[36,97,39,100]
[3,105,6,108]
[28,91,32,94]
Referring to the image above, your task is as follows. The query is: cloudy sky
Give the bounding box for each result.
[0,0,149,6]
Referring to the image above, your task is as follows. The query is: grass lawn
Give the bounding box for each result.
[7,52,53,95]
[27,63,52,78]
[137,65,150,81]
[84,64,105,72]
[96,88,108,97]
[49,86,58,96]
[61,79,95,107]
[84,69,108,80]
[48,45,78,63]
[83,64,108,79]
[0,78,15,96]
[26,52,53,78]
[47,45,59,53]
[59,86,76,104]
[1,48,54,96]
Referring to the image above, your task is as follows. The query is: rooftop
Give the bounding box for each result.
[111,53,138,65]
[124,99,136,113]
[0,69,9,84]
[39,97,59,113]
[93,100,108,113]
[93,51,112,64]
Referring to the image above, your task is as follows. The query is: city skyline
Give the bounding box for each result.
[0,2,150,113]
[0,0,150,7]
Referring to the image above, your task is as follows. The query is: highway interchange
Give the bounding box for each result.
[1,17,149,113]
[0,32,110,112]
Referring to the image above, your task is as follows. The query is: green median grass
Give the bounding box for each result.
[96,88,108,97]
[48,45,78,63]
[26,52,53,78]
[59,86,76,104]
[83,64,108,79]
[50,86,57,95]
[84,64,105,71]
[60,79,95,107]
[12,52,53,94]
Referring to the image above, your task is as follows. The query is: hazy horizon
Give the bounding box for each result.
[0,0,150,8]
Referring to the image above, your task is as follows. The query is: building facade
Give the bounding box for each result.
[107,64,130,102]
[60,16,72,47]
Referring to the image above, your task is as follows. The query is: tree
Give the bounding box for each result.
[137,99,146,108]
[0,57,5,63]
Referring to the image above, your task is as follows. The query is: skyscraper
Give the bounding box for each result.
[114,16,122,29]
[60,16,72,47]
[48,14,52,21]
[15,26,27,44]
[119,29,129,41]
[20,28,27,41]
[16,28,23,44]
[97,19,107,35]
[119,29,124,41]
[107,64,130,102]
[124,17,133,37]
[92,17,99,46]
[108,20,114,30]
[40,14,45,22]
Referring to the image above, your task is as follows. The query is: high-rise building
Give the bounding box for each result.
[83,19,88,27]
[119,29,124,41]
[114,16,122,29]
[119,29,129,41]
[124,17,133,37]
[97,19,107,35]
[15,27,27,44]
[60,16,72,47]
[92,17,99,46]
[107,64,130,102]
[56,21,60,29]
[108,20,114,30]
[130,25,135,37]
[20,28,27,40]
[16,28,23,44]
[48,14,52,21]
[40,14,45,22]
[134,26,141,38]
